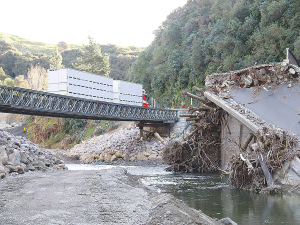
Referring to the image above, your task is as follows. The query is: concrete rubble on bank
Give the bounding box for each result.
[0,126,66,180]
[69,122,165,163]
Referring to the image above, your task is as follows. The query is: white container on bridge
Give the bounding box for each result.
[113,80,143,106]
[47,68,114,102]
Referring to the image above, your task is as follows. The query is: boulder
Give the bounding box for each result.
[20,151,30,164]
[111,155,117,162]
[99,153,104,160]
[8,150,21,165]
[109,151,115,155]
[115,151,123,158]
[148,154,158,160]
[136,154,148,161]
[32,160,45,169]
[17,166,25,174]
[122,153,129,160]
[104,154,112,162]
[6,165,18,173]
[57,164,66,169]
[0,146,8,165]
[0,163,8,174]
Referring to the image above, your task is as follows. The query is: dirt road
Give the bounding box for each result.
[0,168,221,225]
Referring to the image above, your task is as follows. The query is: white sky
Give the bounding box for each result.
[1,0,187,47]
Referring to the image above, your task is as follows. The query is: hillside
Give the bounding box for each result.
[127,0,300,108]
[0,32,142,80]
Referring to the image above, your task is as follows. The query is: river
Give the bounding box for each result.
[67,164,300,225]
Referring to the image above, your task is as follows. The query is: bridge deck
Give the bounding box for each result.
[0,86,178,123]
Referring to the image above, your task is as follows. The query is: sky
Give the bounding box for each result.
[1,0,187,47]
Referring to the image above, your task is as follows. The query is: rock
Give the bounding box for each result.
[136,154,148,161]
[104,154,112,162]
[109,151,115,155]
[111,155,117,162]
[0,146,8,165]
[0,172,5,179]
[32,160,45,169]
[6,165,18,173]
[115,151,123,158]
[8,150,21,165]
[99,153,104,160]
[57,164,66,169]
[17,166,25,174]
[129,156,136,161]
[27,165,35,171]
[122,154,129,160]
[148,154,158,160]
[0,163,8,174]
[219,217,237,225]
[20,151,30,164]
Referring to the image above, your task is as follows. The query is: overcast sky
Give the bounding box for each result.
[2,0,187,47]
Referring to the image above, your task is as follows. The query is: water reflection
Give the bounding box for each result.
[140,173,300,225]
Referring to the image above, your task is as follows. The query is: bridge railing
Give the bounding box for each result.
[0,86,179,122]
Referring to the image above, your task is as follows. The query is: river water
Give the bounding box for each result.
[67,164,300,225]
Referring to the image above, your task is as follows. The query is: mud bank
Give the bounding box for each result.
[0,167,222,225]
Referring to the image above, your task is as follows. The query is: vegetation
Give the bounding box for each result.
[25,116,119,149]
[127,0,300,107]
[73,36,110,76]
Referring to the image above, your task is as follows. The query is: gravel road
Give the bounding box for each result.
[0,168,221,225]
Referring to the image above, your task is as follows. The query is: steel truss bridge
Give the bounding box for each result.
[0,86,178,123]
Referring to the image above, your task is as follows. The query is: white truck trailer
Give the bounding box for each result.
[47,68,144,106]
[113,80,143,106]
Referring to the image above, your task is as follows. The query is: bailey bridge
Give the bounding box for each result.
[0,86,179,127]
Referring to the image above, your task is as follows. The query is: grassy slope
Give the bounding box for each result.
[0,32,82,54]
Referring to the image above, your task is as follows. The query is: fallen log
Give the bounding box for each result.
[193,86,204,96]
[154,132,166,145]
[242,133,254,151]
[258,153,275,187]
[181,90,208,104]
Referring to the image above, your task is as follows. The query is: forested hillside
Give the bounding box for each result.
[0,33,141,80]
[126,0,300,107]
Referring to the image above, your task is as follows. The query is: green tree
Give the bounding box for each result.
[3,77,15,86]
[73,36,110,76]
[0,67,6,81]
[49,48,63,69]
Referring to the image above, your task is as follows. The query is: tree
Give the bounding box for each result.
[57,41,68,52]
[0,67,6,81]
[14,75,30,89]
[49,48,63,69]
[73,35,110,76]
[3,78,15,87]
[27,65,47,91]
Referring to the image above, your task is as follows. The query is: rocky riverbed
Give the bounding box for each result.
[69,122,166,164]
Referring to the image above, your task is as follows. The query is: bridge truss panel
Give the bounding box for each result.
[0,86,179,122]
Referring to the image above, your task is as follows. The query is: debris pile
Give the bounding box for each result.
[229,126,300,191]
[162,87,223,173]
[206,62,299,98]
